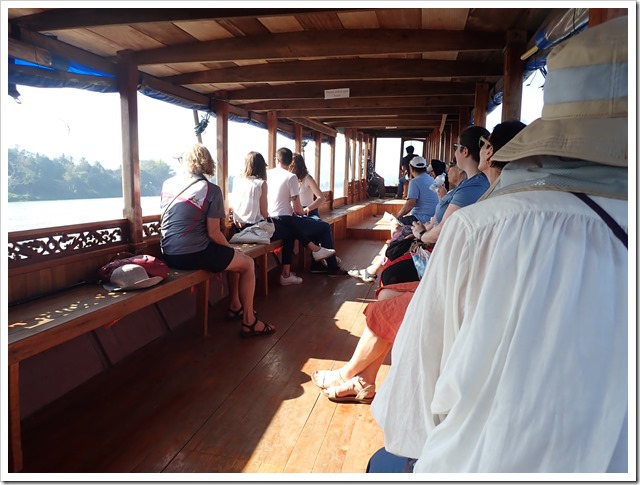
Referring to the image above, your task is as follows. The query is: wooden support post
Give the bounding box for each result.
[117,50,144,250]
[588,8,627,27]
[9,363,22,472]
[193,110,202,144]
[502,30,526,122]
[474,82,489,128]
[294,123,303,154]
[215,100,229,199]
[267,111,278,168]
[344,128,351,202]
[315,131,322,184]
[356,132,363,199]
[329,136,336,206]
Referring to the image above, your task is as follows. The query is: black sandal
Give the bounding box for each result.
[225,306,258,322]
[225,306,243,321]
[240,315,275,338]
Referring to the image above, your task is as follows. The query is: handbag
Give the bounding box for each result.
[229,223,271,244]
[409,240,430,279]
[385,236,414,261]
[98,252,169,283]
[254,218,276,238]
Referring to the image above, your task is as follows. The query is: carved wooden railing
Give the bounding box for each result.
[8,216,163,270]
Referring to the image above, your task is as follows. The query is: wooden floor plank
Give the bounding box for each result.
[19,234,391,474]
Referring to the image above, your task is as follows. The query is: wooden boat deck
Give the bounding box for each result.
[20,238,389,474]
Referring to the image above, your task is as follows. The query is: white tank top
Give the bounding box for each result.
[299,175,315,207]
[230,176,264,225]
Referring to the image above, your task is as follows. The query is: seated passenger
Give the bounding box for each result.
[229,151,302,286]
[349,126,490,284]
[160,144,274,338]
[370,17,628,472]
[322,123,524,401]
[392,156,439,228]
[477,119,527,190]
[268,147,348,276]
[289,153,325,218]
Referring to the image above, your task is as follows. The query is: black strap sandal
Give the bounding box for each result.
[240,315,275,338]
[225,306,244,321]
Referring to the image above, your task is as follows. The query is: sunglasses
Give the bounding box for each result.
[453,143,466,151]
[479,135,492,149]
[447,161,457,168]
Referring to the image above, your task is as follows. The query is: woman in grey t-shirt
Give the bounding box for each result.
[160,144,274,338]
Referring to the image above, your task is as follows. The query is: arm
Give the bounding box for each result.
[420,203,462,245]
[259,181,269,219]
[395,198,417,219]
[303,175,325,214]
[207,216,233,248]
[291,194,305,216]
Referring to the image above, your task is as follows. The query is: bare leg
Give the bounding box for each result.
[227,271,241,312]
[225,251,274,331]
[313,288,402,388]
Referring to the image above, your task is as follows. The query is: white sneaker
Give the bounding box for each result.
[348,268,376,283]
[280,273,303,286]
[312,246,336,261]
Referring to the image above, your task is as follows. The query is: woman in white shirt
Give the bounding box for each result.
[289,153,325,218]
[230,152,302,286]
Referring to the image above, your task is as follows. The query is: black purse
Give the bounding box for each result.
[385,237,414,261]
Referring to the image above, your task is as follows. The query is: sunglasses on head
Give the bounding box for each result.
[479,135,492,149]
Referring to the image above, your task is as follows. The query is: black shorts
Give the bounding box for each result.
[163,242,235,273]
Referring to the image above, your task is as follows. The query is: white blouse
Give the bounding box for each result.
[230,176,264,225]
[371,190,628,472]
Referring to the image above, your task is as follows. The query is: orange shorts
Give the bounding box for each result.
[364,281,420,343]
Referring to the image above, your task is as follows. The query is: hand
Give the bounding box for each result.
[411,221,425,239]
[437,185,447,200]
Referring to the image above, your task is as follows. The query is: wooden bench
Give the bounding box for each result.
[7,267,211,472]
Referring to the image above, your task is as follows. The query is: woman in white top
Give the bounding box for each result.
[289,153,325,218]
[230,152,302,286]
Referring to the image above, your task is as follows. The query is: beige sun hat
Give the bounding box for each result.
[492,15,628,167]
[103,264,164,291]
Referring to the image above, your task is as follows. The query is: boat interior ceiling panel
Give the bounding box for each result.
[8,7,558,138]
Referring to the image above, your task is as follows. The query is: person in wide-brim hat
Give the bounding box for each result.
[492,15,627,167]
[369,15,629,474]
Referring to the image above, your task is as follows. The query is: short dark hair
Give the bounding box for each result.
[406,146,415,154]
[459,126,490,163]
[489,120,527,169]
[430,159,447,177]
[276,147,293,166]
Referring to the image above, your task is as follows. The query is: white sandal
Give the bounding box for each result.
[322,376,376,404]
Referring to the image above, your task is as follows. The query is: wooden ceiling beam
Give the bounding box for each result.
[10,8,363,31]
[327,120,453,128]
[283,107,463,118]
[133,29,505,65]
[223,80,476,101]
[287,118,337,137]
[165,58,503,85]
[240,95,475,112]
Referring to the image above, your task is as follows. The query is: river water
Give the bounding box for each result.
[7,196,162,232]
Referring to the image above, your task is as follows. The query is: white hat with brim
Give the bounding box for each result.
[492,16,628,168]
[103,263,164,291]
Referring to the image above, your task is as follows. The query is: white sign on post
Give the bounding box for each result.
[324,88,350,99]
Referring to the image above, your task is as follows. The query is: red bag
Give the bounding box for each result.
[98,253,169,282]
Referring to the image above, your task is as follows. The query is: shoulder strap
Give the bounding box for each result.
[571,192,627,249]
[161,176,206,220]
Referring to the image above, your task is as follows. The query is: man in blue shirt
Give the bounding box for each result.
[393,156,438,225]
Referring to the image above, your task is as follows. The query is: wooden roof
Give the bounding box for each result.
[8,7,556,139]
